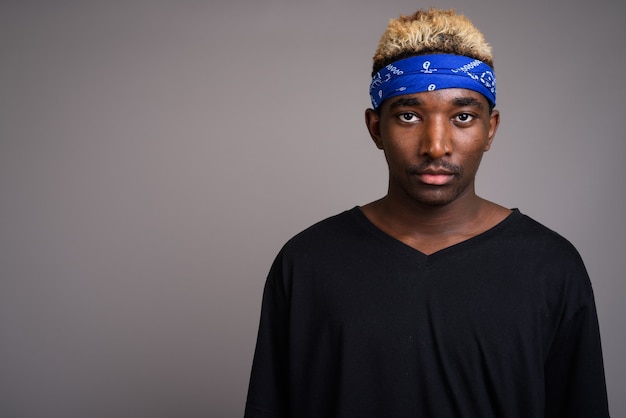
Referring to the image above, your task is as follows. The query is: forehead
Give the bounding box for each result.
[383,88,489,111]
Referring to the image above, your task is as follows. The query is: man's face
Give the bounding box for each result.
[365,88,500,207]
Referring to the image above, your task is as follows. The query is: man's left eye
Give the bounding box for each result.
[455,113,474,122]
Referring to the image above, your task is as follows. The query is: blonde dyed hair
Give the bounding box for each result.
[372,8,493,76]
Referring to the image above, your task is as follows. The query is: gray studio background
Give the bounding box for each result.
[1,1,624,417]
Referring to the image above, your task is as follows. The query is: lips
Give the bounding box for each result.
[416,171,456,185]
[407,162,461,186]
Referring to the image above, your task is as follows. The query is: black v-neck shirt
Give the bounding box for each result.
[245,208,609,417]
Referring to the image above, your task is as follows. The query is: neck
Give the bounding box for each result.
[373,191,486,237]
[360,184,512,255]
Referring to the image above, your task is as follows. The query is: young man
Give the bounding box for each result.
[245,8,609,418]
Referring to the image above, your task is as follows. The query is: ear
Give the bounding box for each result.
[484,109,500,151]
[365,108,384,150]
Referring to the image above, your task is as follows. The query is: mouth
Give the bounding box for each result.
[415,171,456,186]
[407,161,461,186]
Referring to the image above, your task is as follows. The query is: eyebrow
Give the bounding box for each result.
[389,97,423,109]
[387,95,485,111]
[452,96,484,110]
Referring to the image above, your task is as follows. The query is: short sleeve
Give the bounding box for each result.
[244,252,290,418]
[543,279,609,417]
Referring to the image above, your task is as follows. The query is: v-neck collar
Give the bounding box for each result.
[348,206,522,265]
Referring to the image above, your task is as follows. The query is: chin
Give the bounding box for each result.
[408,187,466,207]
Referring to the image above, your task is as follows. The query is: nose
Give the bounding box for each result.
[418,116,451,159]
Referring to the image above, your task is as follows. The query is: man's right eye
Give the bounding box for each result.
[398,113,419,123]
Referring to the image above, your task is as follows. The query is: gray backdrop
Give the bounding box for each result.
[1,1,624,417]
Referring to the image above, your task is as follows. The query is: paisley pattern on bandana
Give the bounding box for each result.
[370,54,496,110]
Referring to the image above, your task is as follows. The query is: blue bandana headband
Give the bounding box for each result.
[369,54,496,110]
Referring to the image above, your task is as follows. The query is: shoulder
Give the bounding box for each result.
[280,207,364,253]
[506,210,585,264]
[269,206,387,278]
[266,208,366,289]
[505,210,593,301]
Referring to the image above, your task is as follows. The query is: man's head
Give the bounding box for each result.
[365,8,500,208]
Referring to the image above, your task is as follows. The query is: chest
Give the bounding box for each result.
[290,253,550,360]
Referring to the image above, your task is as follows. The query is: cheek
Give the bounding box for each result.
[383,142,414,166]
[459,150,486,174]
[382,148,401,168]
[456,132,491,154]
